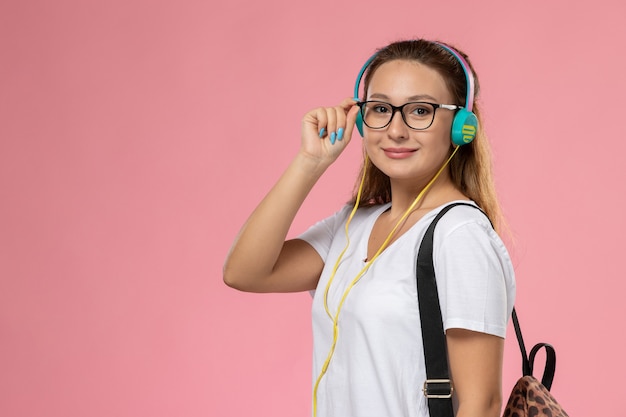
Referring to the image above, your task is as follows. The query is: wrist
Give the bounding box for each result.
[292,151,332,178]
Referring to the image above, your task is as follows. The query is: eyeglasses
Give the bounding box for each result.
[357,101,461,131]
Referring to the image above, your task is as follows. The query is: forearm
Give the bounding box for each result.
[224,98,358,292]
[223,152,329,290]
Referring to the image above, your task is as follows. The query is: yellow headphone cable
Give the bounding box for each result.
[312,146,460,416]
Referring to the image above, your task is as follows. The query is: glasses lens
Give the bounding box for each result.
[362,102,393,129]
[402,102,436,130]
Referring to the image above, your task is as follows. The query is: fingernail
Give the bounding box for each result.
[319,128,326,138]
[337,128,344,141]
[330,132,336,144]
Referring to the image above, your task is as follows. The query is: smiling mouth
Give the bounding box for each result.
[383,148,416,153]
[382,148,417,159]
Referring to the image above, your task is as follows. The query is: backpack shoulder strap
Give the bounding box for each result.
[417,202,479,417]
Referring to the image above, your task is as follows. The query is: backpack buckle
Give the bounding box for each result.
[423,379,454,399]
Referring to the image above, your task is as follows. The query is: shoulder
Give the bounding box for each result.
[431,202,511,268]
[432,202,493,237]
[429,203,516,336]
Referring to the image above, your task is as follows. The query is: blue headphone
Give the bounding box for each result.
[353,42,478,146]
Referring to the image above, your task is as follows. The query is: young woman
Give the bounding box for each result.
[223,39,516,417]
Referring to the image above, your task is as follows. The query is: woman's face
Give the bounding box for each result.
[363,59,456,187]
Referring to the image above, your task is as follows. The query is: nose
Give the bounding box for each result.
[387,108,409,141]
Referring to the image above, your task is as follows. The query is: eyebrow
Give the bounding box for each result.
[368,93,439,102]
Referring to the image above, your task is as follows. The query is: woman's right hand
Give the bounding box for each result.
[300,98,360,167]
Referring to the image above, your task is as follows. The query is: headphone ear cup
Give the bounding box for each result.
[355,111,364,137]
[451,108,478,146]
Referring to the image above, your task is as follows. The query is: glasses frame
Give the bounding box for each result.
[357,101,461,131]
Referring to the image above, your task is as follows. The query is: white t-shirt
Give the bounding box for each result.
[298,201,516,417]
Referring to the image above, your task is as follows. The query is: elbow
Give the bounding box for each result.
[222,261,262,292]
[222,262,245,291]
[223,273,246,291]
[487,394,503,417]
[222,273,237,289]
[458,394,502,417]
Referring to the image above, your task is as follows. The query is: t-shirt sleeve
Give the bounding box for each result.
[434,214,516,338]
[297,205,352,260]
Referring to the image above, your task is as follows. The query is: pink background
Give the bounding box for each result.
[1,0,624,415]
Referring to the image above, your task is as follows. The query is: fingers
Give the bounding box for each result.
[315,98,358,145]
[300,98,360,163]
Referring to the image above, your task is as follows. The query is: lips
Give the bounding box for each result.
[382,147,417,159]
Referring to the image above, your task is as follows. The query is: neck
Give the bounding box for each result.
[387,169,466,220]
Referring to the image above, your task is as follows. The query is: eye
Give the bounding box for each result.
[371,103,391,114]
[406,103,433,118]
